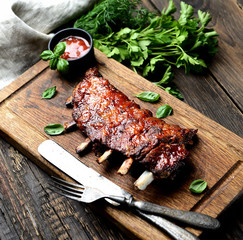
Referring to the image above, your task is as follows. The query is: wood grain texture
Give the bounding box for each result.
[0,48,242,240]
[0,61,48,104]
[0,138,129,240]
[0,0,242,239]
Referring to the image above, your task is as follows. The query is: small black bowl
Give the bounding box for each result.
[48,28,96,75]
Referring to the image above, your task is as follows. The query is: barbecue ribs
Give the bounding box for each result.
[66,67,197,188]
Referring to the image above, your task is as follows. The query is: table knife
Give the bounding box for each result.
[38,140,218,240]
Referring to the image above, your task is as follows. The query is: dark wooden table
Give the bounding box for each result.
[0,0,242,239]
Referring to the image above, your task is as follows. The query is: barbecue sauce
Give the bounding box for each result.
[60,36,90,60]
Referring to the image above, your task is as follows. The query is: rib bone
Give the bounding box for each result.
[134,171,155,190]
[97,149,113,164]
[64,120,77,132]
[65,96,73,108]
[117,158,133,175]
[76,138,91,154]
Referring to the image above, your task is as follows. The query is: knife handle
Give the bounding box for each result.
[130,200,220,230]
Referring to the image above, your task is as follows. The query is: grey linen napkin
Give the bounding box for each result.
[0,0,96,90]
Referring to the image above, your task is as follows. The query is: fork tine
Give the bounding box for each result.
[50,182,84,196]
[51,177,85,195]
[50,176,111,204]
[51,188,83,202]
[51,176,83,188]
[51,179,84,194]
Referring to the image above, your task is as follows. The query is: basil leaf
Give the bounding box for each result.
[40,50,54,61]
[156,105,173,118]
[44,123,64,136]
[57,58,69,74]
[42,86,56,99]
[136,91,160,102]
[189,179,207,193]
[49,58,58,70]
[54,42,66,57]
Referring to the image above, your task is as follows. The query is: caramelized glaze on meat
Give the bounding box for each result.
[72,67,197,178]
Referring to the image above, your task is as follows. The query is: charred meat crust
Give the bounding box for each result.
[71,67,197,178]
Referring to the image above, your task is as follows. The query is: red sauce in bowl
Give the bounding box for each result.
[60,36,90,60]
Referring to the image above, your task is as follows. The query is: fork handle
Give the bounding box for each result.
[130,200,220,230]
[136,210,199,240]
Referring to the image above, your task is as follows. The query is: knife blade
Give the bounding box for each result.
[38,139,200,240]
[38,139,131,202]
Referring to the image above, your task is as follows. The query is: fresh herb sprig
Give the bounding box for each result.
[75,0,218,99]
[74,0,153,39]
[40,42,69,74]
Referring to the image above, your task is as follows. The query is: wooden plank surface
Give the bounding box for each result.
[1,0,243,239]
[0,48,242,240]
[0,137,130,240]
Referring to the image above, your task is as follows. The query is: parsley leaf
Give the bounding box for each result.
[178,2,194,26]
[198,10,212,28]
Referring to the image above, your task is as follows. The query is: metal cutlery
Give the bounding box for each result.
[49,176,201,240]
[50,176,220,230]
[39,140,220,240]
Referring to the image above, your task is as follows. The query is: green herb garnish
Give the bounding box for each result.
[40,50,54,60]
[75,0,218,98]
[136,91,160,102]
[44,123,64,136]
[74,0,153,38]
[156,105,173,118]
[42,86,56,99]
[57,58,69,74]
[40,42,69,74]
[189,179,208,193]
[53,42,66,57]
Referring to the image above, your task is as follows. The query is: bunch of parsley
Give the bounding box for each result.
[74,0,218,99]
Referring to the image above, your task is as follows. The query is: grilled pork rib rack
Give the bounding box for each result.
[65,67,197,190]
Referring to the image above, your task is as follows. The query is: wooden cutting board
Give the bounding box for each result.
[0,49,242,239]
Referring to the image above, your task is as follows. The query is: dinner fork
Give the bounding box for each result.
[50,176,220,230]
